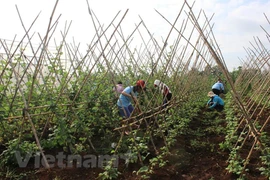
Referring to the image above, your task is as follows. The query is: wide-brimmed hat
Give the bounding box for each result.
[207,91,215,97]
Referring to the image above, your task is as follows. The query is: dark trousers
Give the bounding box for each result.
[212,88,221,96]
[215,104,224,111]
[209,102,224,112]
[163,93,172,108]
[118,105,134,118]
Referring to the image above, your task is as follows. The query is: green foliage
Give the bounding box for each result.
[136,166,151,179]
[149,153,168,169]
[230,66,242,83]
[258,144,270,177]
[226,147,245,175]
[98,159,121,180]
[0,139,38,168]
[219,93,239,151]
[0,167,31,180]
[2,49,268,180]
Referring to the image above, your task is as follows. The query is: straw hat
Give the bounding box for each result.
[207,91,215,97]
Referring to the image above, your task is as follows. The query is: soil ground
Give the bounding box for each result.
[2,106,269,180]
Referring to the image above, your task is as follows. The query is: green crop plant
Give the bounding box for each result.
[0,138,38,169]
[226,147,245,176]
[219,93,239,151]
[98,158,121,180]
[258,137,270,177]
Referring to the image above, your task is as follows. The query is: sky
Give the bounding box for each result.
[0,0,270,71]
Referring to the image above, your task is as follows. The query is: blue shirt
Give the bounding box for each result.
[212,82,224,91]
[207,95,224,109]
[117,86,138,107]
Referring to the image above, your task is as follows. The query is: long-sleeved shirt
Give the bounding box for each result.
[154,80,171,96]
[207,95,224,109]
[212,81,224,91]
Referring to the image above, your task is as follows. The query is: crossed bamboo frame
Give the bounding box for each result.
[0,0,269,175]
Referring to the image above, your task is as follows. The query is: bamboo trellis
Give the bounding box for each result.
[0,0,269,177]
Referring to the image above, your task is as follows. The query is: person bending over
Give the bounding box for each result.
[211,78,225,96]
[117,80,146,118]
[154,79,172,109]
[207,91,224,112]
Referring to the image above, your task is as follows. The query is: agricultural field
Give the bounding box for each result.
[0,1,270,180]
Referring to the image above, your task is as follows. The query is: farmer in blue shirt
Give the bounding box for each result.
[117,80,146,118]
[207,91,224,111]
[211,78,225,96]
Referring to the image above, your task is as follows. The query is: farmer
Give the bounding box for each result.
[206,91,224,111]
[112,81,124,97]
[211,78,225,96]
[117,80,146,118]
[154,79,172,109]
